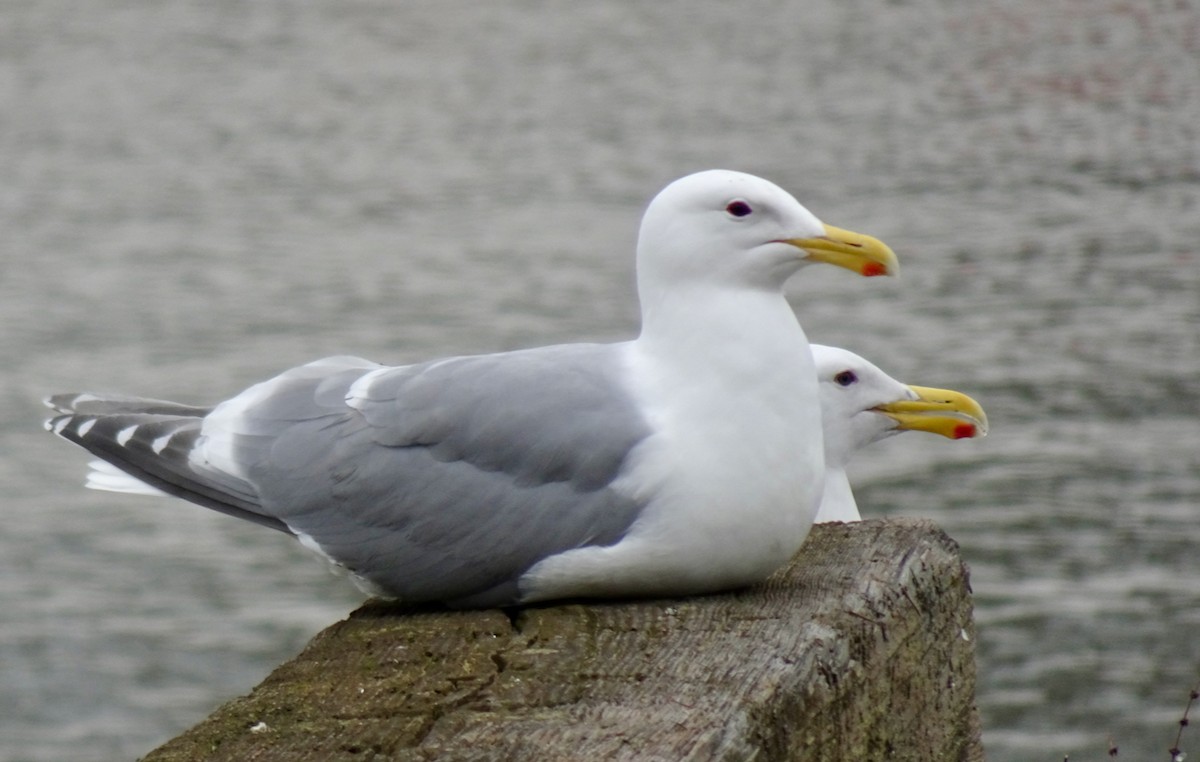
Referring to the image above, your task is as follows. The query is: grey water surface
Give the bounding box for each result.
[3,1,1199,760]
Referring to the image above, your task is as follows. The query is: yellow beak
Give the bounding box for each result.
[874,385,989,439]
[785,223,900,277]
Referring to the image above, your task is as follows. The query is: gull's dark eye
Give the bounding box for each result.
[834,370,857,387]
[725,200,753,217]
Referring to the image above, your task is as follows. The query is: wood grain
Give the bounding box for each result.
[143,518,983,761]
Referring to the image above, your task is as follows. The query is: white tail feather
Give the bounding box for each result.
[84,460,169,497]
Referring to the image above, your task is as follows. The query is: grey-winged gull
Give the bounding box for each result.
[44,170,899,608]
[810,344,988,524]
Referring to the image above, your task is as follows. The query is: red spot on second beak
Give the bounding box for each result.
[862,262,887,277]
[953,424,976,439]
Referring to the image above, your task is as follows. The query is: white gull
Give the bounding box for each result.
[45,170,898,607]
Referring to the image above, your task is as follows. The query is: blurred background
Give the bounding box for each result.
[3,1,1199,759]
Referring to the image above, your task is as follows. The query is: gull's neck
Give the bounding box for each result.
[814,467,862,523]
[635,282,807,379]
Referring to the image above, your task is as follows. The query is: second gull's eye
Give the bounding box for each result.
[834,371,857,387]
[725,200,753,217]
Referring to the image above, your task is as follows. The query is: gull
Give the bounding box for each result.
[45,170,898,607]
[811,344,988,523]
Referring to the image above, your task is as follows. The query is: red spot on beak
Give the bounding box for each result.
[953,423,976,439]
[862,262,887,277]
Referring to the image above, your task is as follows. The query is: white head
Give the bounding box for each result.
[813,344,989,471]
[814,345,914,471]
[634,170,899,300]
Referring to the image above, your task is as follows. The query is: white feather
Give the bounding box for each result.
[151,432,174,455]
[115,425,139,447]
[84,460,168,496]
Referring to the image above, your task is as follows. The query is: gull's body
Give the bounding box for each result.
[811,345,988,523]
[45,170,898,607]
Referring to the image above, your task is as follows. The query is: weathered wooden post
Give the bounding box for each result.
[143,518,984,761]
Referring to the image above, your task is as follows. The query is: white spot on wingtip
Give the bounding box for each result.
[51,417,71,436]
[151,431,174,454]
[77,418,97,438]
[116,424,139,447]
[85,460,168,496]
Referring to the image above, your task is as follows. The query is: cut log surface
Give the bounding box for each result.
[141,518,984,761]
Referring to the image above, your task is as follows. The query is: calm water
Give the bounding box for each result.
[4,1,1199,759]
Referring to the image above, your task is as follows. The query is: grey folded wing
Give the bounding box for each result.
[220,345,653,606]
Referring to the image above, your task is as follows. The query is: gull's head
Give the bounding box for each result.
[813,344,989,469]
[636,170,899,292]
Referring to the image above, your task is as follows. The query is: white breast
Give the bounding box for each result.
[520,289,824,602]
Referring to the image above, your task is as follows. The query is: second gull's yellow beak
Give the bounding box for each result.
[874,385,989,439]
